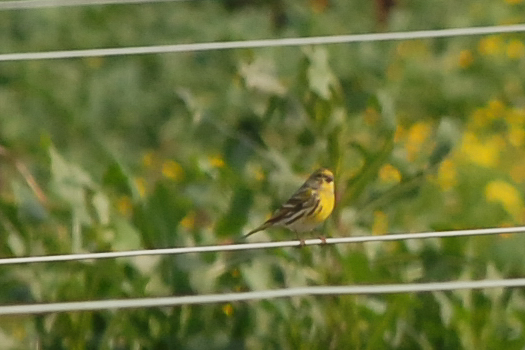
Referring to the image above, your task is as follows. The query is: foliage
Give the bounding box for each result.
[1,0,525,349]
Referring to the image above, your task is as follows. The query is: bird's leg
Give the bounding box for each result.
[295,232,305,248]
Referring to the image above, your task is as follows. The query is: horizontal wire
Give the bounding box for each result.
[0,0,192,10]
[0,226,523,266]
[1,278,525,315]
[1,24,525,62]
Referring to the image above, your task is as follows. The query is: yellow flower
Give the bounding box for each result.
[379,164,402,184]
[135,177,147,198]
[505,0,523,4]
[180,211,196,230]
[386,62,403,81]
[487,99,505,119]
[209,155,225,168]
[117,196,133,216]
[508,125,525,147]
[396,42,411,57]
[372,211,388,235]
[510,163,525,183]
[437,159,457,191]
[470,108,490,129]
[254,166,265,181]
[459,132,501,167]
[396,41,428,57]
[12,325,27,341]
[162,160,184,181]
[458,50,474,69]
[406,122,432,161]
[85,57,104,69]
[507,108,525,126]
[469,100,505,130]
[478,36,504,56]
[408,122,432,145]
[142,151,156,169]
[394,125,405,143]
[507,40,525,59]
[485,180,524,221]
[364,107,380,125]
[222,303,234,317]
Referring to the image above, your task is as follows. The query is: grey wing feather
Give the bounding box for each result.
[242,180,318,239]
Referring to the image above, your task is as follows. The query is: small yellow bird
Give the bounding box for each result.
[243,168,335,242]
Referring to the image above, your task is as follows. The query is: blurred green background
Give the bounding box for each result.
[2,0,525,348]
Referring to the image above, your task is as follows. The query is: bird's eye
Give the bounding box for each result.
[324,174,334,183]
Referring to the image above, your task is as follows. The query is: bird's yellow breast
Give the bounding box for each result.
[315,181,335,222]
[297,181,334,231]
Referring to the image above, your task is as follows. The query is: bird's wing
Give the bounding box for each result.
[242,185,317,239]
[265,187,315,225]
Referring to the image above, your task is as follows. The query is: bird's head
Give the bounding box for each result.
[307,168,334,191]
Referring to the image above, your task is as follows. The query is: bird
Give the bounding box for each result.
[243,168,335,244]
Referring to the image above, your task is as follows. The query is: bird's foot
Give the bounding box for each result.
[318,236,327,245]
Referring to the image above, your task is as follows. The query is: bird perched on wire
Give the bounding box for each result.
[243,168,335,244]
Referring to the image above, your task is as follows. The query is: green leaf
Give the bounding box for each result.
[239,57,287,96]
[215,186,253,238]
[305,46,337,100]
[429,117,461,166]
[49,146,94,226]
[112,217,142,251]
[134,182,190,248]
[92,191,110,225]
[11,179,47,223]
[102,161,132,196]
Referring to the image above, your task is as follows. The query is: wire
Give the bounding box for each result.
[0,0,193,10]
[0,5,522,319]
[1,278,524,315]
[1,24,525,62]
[0,226,523,265]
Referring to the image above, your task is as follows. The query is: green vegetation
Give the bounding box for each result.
[1,0,525,348]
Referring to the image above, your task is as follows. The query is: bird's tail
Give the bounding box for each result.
[238,222,271,241]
